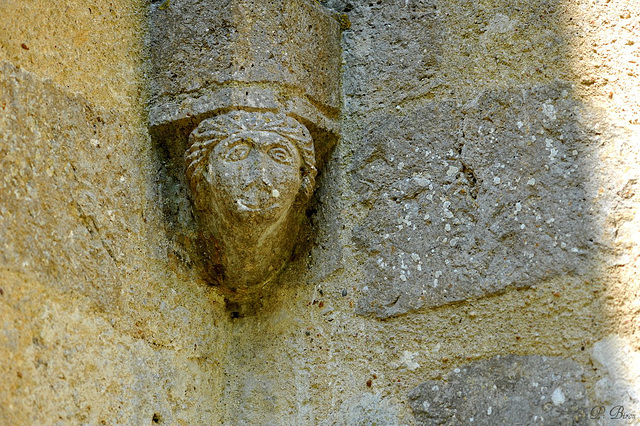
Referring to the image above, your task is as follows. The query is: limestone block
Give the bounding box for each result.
[0,0,147,112]
[0,270,225,425]
[337,0,571,111]
[149,0,341,136]
[351,83,595,318]
[337,0,443,115]
[408,355,590,425]
[0,62,145,310]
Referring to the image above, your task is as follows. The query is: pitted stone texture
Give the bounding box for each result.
[337,0,442,117]
[351,83,595,318]
[0,62,145,309]
[0,271,226,425]
[320,393,399,426]
[408,355,590,425]
[334,0,571,114]
[0,0,147,113]
[149,0,341,129]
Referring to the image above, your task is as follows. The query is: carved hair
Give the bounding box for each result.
[185,110,317,199]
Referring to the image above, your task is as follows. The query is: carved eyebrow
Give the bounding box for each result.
[219,132,296,156]
[218,135,253,149]
[264,139,293,150]
[262,134,296,151]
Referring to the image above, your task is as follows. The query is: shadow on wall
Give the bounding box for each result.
[350,82,599,318]
[340,0,626,323]
[335,0,639,422]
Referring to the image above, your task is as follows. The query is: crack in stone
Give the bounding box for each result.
[73,200,119,265]
[68,162,119,266]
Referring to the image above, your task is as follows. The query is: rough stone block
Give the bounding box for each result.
[351,83,595,317]
[149,0,342,136]
[0,62,143,310]
[408,355,590,425]
[338,0,442,116]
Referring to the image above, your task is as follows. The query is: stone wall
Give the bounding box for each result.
[1,0,639,424]
[0,1,228,423]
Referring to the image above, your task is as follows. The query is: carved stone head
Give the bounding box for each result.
[184,110,317,291]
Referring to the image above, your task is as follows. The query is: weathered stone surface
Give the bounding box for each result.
[333,0,572,116]
[184,111,317,295]
[591,335,640,421]
[351,83,595,318]
[0,0,147,112]
[408,355,590,425]
[335,0,443,117]
[2,0,639,424]
[0,54,230,424]
[149,0,342,134]
[0,270,226,425]
[334,0,610,319]
[321,393,399,425]
[0,62,140,309]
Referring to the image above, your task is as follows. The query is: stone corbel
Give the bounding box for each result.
[149,0,341,299]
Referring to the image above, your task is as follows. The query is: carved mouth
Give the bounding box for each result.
[236,186,285,212]
[236,199,278,212]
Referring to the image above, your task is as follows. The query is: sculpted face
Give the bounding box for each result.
[184,110,317,289]
[206,130,302,223]
[186,111,316,228]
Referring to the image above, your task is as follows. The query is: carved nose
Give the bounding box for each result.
[243,154,272,189]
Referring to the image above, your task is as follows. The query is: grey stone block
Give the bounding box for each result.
[408,355,590,425]
[351,83,595,317]
[149,0,341,137]
[338,0,443,116]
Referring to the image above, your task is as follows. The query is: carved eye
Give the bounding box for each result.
[268,146,293,164]
[224,142,250,162]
